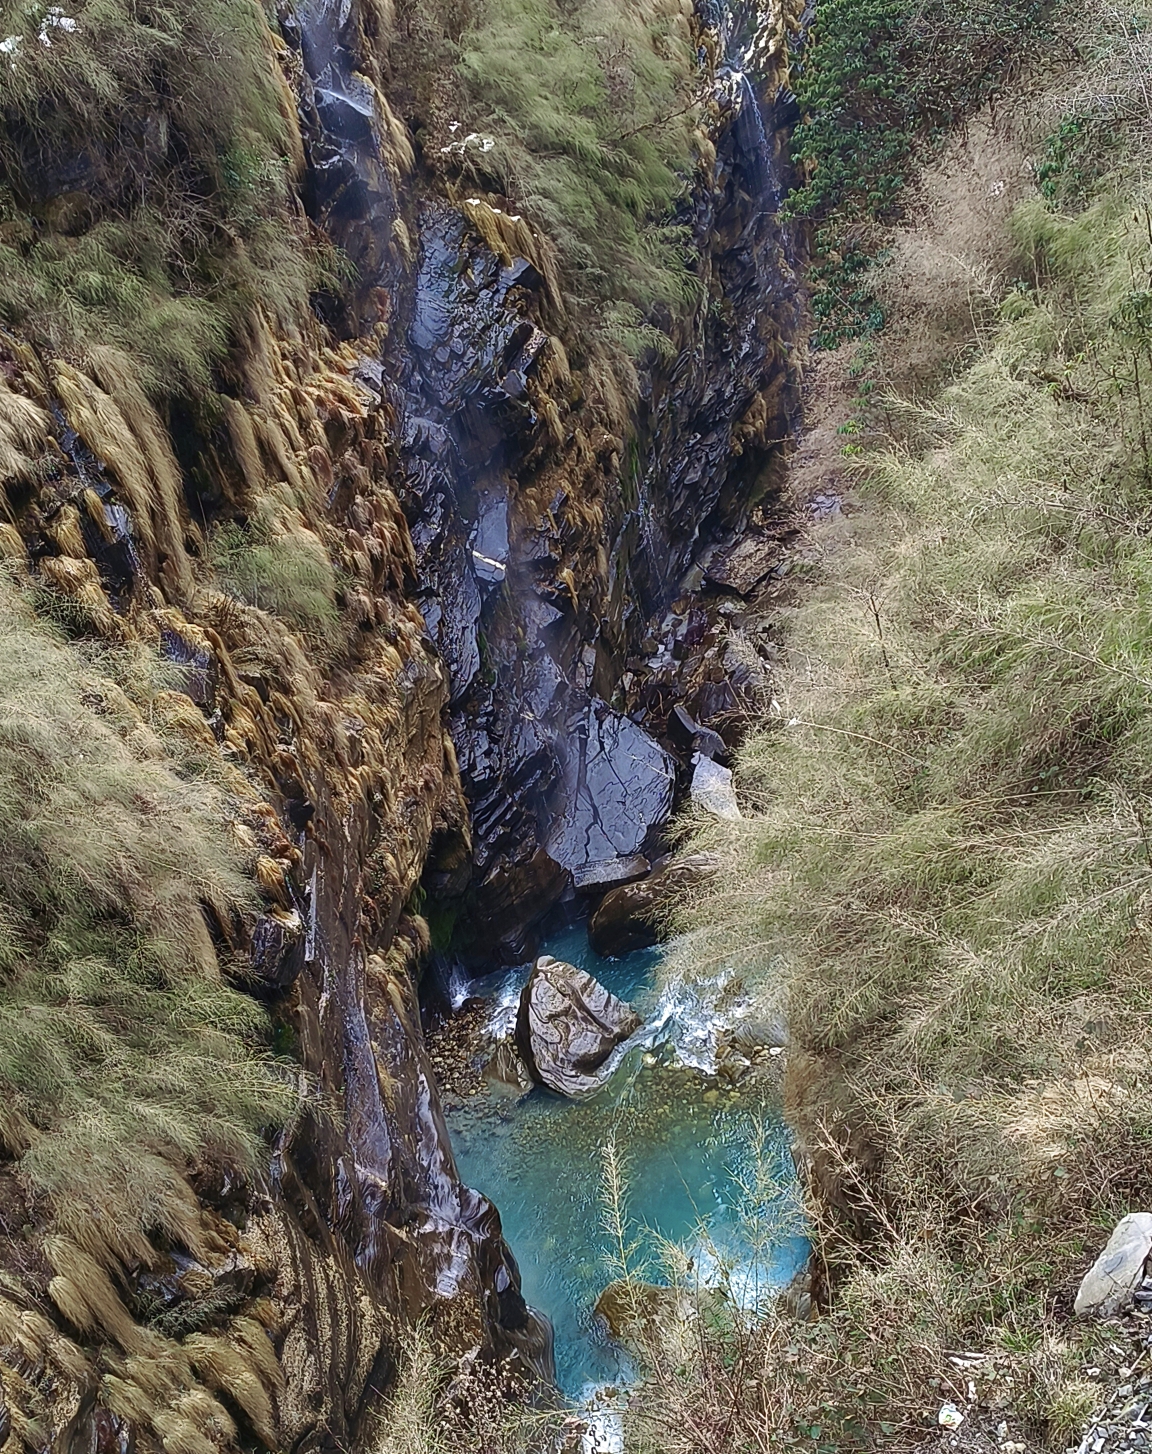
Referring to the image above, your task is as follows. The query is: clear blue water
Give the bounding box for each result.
[446,927,809,1399]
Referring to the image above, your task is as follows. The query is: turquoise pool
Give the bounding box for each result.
[445,926,808,1399]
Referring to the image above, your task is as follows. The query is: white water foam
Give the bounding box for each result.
[579,1383,629,1454]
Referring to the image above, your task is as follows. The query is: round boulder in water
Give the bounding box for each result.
[516,955,642,1098]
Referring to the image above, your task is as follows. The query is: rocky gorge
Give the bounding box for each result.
[0,0,811,1447]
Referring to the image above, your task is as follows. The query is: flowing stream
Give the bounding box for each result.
[421,0,810,1419]
[444,927,809,1403]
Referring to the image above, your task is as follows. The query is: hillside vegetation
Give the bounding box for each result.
[393,0,708,348]
[455,0,701,324]
[0,0,315,399]
[625,2,1152,1449]
[0,580,289,1286]
[789,0,1059,344]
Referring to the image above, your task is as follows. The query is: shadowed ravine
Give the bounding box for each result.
[0,0,809,1445]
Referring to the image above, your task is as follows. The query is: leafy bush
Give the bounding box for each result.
[790,0,1058,344]
[0,0,316,396]
[453,0,701,316]
[0,581,290,1247]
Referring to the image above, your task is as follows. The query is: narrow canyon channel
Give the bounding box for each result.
[435,923,809,1408]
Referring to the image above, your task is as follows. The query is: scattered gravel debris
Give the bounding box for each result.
[1072,1293,1152,1454]
[425,997,491,1105]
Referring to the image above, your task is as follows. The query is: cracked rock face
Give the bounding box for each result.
[515,956,642,1098]
[545,701,675,873]
[390,204,680,961]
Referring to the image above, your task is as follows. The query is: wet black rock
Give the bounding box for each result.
[247,909,305,991]
[516,955,642,1098]
[667,703,728,764]
[545,702,675,875]
[589,853,720,958]
[392,204,682,961]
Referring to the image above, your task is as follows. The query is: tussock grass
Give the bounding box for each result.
[0,0,317,397]
[453,0,701,322]
[211,494,339,632]
[657,137,1152,1454]
[0,578,290,1255]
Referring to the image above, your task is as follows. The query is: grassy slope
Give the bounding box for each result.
[394,0,706,354]
[0,581,290,1265]
[0,0,314,401]
[619,4,1152,1450]
[455,0,701,325]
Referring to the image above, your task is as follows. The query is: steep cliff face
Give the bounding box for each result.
[0,319,547,1448]
[0,0,803,1447]
[293,0,807,964]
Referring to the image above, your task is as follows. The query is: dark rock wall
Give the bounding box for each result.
[286,0,805,964]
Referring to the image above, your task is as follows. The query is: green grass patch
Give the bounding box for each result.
[211,499,339,631]
[453,0,702,325]
[0,0,319,397]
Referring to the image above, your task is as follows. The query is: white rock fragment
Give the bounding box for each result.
[37,7,77,45]
[1075,1212,1152,1317]
[691,752,741,820]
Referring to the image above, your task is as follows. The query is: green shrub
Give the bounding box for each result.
[789,0,1058,344]
[0,580,291,1246]
[454,0,701,317]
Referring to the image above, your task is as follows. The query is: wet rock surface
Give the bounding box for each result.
[378,7,803,966]
[589,853,720,958]
[389,200,684,962]
[516,956,642,1098]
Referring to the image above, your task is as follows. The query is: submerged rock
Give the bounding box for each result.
[483,1039,534,1099]
[589,853,719,958]
[1075,1212,1152,1317]
[594,1278,729,1346]
[515,955,641,1098]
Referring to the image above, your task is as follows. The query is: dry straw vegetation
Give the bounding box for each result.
[0,579,290,1256]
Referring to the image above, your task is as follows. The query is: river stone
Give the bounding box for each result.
[589,853,720,958]
[515,956,641,1098]
[1075,1213,1152,1316]
[594,1278,728,1346]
